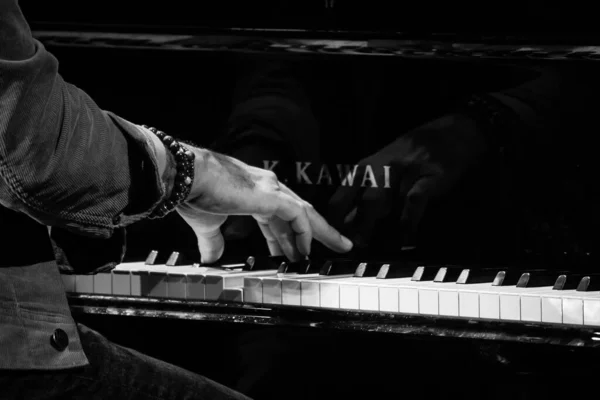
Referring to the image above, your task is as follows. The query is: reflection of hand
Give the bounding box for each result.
[177,149,353,263]
[328,114,488,247]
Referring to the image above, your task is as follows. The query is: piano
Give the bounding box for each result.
[26,2,600,399]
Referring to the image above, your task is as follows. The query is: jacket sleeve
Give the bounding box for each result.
[0,0,170,239]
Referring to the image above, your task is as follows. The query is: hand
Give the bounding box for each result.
[176,149,353,263]
[328,114,488,247]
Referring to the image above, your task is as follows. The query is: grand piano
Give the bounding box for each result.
[24,2,600,399]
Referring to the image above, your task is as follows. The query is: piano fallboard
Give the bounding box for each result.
[66,293,600,348]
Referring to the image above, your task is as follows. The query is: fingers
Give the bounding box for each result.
[195,228,226,264]
[268,189,352,257]
[176,207,228,264]
[303,204,353,253]
[255,220,285,257]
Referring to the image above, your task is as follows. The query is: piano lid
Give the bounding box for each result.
[21,0,600,45]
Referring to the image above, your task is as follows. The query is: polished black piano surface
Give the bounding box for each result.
[26,6,600,399]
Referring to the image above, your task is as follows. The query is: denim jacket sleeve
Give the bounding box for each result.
[0,0,168,240]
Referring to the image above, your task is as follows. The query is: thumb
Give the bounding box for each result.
[177,206,228,264]
[194,227,225,264]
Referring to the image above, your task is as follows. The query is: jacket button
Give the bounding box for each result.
[50,328,69,351]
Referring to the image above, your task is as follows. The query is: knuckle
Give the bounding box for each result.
[264,170,278,181]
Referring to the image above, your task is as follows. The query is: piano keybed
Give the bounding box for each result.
[61,251,600,330]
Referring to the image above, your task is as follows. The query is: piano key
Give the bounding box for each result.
[411,265,439,281]
[492,269,548,286]
[243,276,265,304]
[303,274,354,307]
[456,268,506,284]
[354,262,385,277]
[75,274,94,293]
[272,260,329,305]
[166,251,195,266]
[245,255,286,271]
[516,270,569,288]
[61,273,76,292]
[376,262,419,279]
[205,269,276,300]
[220,288,243,302]
[412,264,463,282]
[553,274,587,290]
[93,271,113,294]
[433,266,463,283]
[278,259,322,275]
[166,265,209,299]
[576,274,600,292]
[320,259,359,276]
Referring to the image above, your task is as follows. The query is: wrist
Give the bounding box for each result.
[187,147,212,201]
[141,126,195,219]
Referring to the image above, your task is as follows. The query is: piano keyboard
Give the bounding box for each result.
[61,251,600,327]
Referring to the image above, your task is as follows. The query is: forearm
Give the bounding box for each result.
[0,0,174,237]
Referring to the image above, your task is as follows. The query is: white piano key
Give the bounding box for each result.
[112,270,131,296]
[358,283,379,312]
[519,287,561,323]
[140,265,170,298]
[205,270,275,300]
[281,277,303,306]
[541,296,563,324]
[562,297,584,325]
[75,275,94,294]
[372,277,417,314]
[399,287,419,314]
[262,277,284,305]
[243,276,265,304]
[113,261,147,296]
[61,274,76,292]
[459,292,479,318]
[339,284,359,310]
[304,275,354,308]
[93,272,112,294]
[319,280,340,309]
[220,288,244,302]
[379,286,399,313]
[418,288,439,315]
[479,292,500,320]
[583,297,600,327]
[166,265,206,299]
[438,290,459,317]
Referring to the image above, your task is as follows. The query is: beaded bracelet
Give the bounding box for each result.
[142,125,195,219]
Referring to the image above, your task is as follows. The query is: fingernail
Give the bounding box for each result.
[342,236,353,250]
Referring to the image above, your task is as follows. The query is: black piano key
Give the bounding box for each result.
[412,266,440,281]
[516,270,570,288]
[433,266,464,283]
[166,251,196,266]
[244,255,286,271]
[278,259,323,275]
[492,269,547,286]
[376,262,418,279]
[145,250,168,265]
[354,262,385,277]
[553,273,589,290]
[320,259,358,276]
[576,274,600,291]
[456,268,506,284]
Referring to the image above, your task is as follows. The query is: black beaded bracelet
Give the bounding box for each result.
[142,125,195,219]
